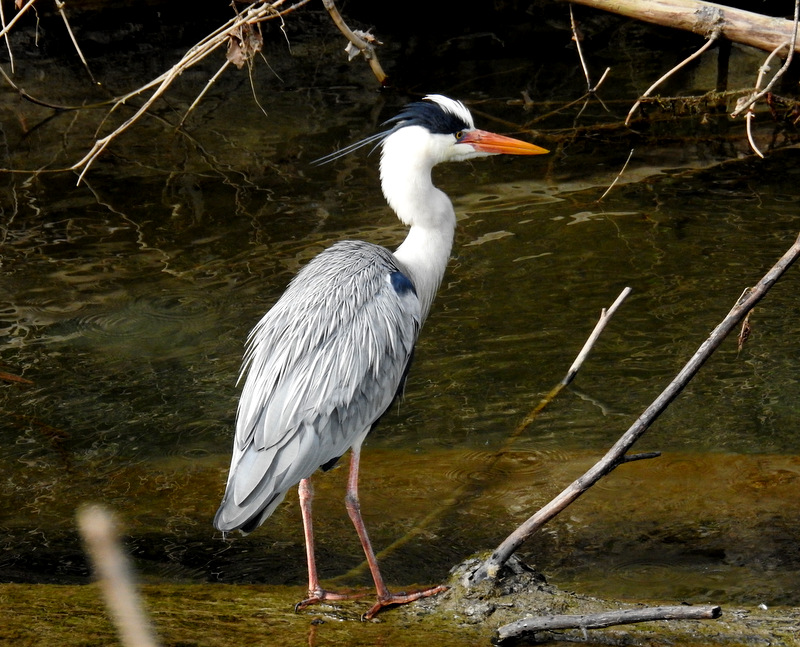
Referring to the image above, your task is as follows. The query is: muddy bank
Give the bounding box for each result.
[2,562,798,646]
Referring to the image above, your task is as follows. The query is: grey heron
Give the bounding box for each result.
[214,94,548,619]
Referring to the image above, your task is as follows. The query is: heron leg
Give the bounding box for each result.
[344,445,448,620]
[295,477,364,611]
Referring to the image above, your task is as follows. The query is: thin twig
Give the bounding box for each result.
[593,66,611,92]
[0,64,86,110]
[597,148,634,202]
[0,0,37,40]
[513,287,632,437]
[55,0,97,84]
[739,40,787,159]
[77,505,160,647]
[564,287,632,385]
[570,5,592,90]
[625,29,720,126]
[177,59,231,129]
[468,232,800,585]
[569,5,611,94]
[0,0,14,73]
[731,0,799,119]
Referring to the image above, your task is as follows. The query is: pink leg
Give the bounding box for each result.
[294,478,364,611]
[344,445,448,620]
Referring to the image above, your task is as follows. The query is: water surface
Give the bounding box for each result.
[1,2,799,634]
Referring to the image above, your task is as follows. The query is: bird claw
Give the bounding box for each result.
[295,588,367,612]
[362,584,449,620]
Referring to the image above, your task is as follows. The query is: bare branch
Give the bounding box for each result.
[512,287,632,437]
[564,286,632,386]
[0,0,15,73]
[178,59,232,129]
[0,0,37,41]
[67,0,311,183]
[569,5,611,93]
[570,4,592,90]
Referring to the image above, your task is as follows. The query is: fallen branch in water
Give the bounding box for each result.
[494,604,722,644]
[468,231,800,586]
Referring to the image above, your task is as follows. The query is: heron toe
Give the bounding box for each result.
[295,587,367,612]
[363,584,449,620]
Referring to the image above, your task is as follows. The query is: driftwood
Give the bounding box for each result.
[567,0,800,55]
[468,231,800,586]
[494,605,722,645]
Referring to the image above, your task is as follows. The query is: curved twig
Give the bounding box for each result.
[625,29,720,126]
[731,0,799,119]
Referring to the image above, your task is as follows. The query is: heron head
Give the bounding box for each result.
[383,94,548,165]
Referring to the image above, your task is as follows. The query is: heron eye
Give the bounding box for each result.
[455,131,464,140]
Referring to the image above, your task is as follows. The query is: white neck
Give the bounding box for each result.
[380,127,457,323]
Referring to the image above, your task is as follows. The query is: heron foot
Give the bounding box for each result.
[363,584,449,620]
[295,588,367,612]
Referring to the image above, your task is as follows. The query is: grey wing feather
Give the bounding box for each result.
[214,240,420,533]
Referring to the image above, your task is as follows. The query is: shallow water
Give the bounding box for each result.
[1,2,800,633]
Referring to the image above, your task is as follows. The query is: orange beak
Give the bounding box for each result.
[460,129,548,155]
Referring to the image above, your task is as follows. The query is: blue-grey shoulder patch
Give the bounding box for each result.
[390,271,416,296]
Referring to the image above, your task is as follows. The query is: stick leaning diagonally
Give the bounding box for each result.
[468,232,800,586]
